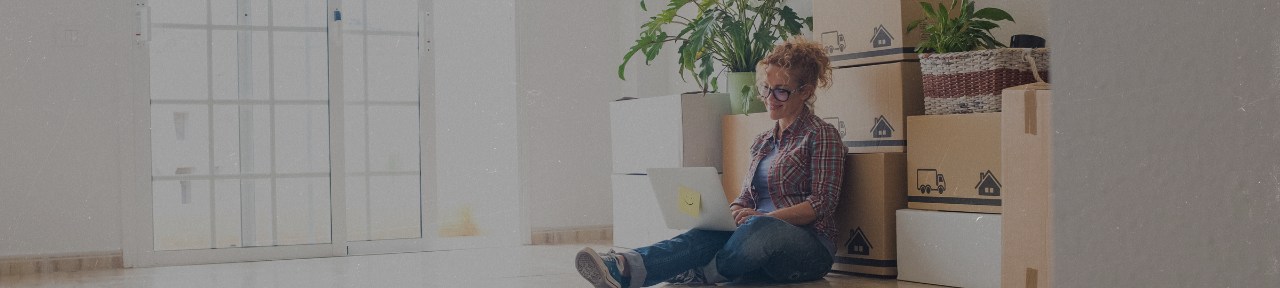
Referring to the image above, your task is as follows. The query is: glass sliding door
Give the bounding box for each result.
[135,0,430,266]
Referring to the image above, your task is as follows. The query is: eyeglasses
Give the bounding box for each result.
[759,84,806,102]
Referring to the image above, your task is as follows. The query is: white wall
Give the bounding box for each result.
[514,1,620,230]
[0,0,133,257]
[976,0,1049,46]
[1052,1,1280,286]
[433,0,522,241]
[616,0,695,97]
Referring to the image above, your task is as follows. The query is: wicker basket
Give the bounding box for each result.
[920,48,1050,115]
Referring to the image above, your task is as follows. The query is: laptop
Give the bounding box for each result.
[646,167,738,231]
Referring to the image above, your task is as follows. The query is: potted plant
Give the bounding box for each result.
[905,0,1049,115]
[619,0,811,115]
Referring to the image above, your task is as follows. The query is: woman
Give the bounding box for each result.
[577,38,842,288]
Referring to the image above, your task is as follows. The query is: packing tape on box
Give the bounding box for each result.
[1017,50,1050,136]
[1026,267,1039,288]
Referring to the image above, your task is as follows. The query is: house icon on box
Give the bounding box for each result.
[870,115,895,138]
[844,227,872,256]
[976,170,1002,196]
[871,24,894,48]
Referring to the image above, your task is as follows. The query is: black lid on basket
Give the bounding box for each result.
[1010,34,1046,48]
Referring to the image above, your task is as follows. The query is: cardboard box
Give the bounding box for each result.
[831,153,907,276]
[610,93,730,174]
[1000,84,1053,288]
[814,0,944,67]
[814,62,924,154]
[897,209,1001,288]
[721,113,776,202]
[905,113,1002,214]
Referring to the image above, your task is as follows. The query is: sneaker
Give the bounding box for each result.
[665,268,709,285]
[576,247,630,288]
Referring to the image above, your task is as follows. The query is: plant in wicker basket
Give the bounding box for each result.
[904,0,1048,115]
[905,0,1014,54]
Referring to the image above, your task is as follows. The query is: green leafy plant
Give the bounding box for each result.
[619,0,811,93]
[905,0,1014,54]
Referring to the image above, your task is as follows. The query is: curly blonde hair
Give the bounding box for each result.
[755,37,833,109]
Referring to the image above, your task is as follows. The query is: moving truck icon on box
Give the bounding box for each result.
[916,169,946,194]
[821,31,845,54]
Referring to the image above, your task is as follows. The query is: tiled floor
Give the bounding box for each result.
[0,243,945,288]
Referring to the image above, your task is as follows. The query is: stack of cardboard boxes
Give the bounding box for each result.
[722,1,1053,287]
[898,110,1004,288]
[897,84,1052,288]
[811,0,930,277]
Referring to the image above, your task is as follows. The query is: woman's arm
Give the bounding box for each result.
[766,201,816,226]
[805,122,846,223]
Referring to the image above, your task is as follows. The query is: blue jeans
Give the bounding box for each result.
[616,216,833,287]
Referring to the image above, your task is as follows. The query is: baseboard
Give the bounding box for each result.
[0,251,123,276]
[530,225,613,245]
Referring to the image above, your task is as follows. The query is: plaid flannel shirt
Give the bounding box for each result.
[731,107,845,243]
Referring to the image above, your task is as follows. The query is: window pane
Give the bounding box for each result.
[346,175,369,241]
[276,177,332,245]
[211,105,239,174]
[211,0,236,26]
[241,179,273,247]
[154,180,212,251]
[249,0,268,27]
[212,31,237,100]
[366,105,419,241]
[367,0,417,32]
[275,105,329,174]
[340,0,366,31]
[211,1,271,27]
[211,105,271,175]
[368,106,418,172]
[151,0,206,25]
[150,29,207,100]
[274,32,328,101]
[214,180,242,248]
[273,0,327,28]
[151,105,209,177]
[367,36,418,102]
[369,175,420,240]
[215,31,271,101]
[251,105,272,174]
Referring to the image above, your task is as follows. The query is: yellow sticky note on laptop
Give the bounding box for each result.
[677,185,701,218]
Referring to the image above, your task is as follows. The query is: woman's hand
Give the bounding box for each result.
[731,207,767,225]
